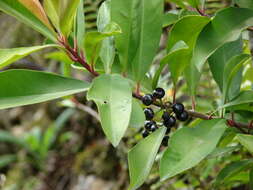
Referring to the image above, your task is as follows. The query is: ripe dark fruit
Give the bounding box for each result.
[144,108,154,120]
[163,116,176,128]
[162,136,170,146]
[142,130,149,138]
[153,87,165,99]
[172,103,185,114]
[165,127,171,134]
[162,112,170,121]
[142,94,153,106]
[150,124,158,132]
[177,111,189,121]
[145,121,156,131]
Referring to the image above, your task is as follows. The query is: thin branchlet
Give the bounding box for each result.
[59,35,252,134]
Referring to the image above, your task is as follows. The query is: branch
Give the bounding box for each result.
[59,35,251,134]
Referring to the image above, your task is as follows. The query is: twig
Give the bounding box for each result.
[59,34,251,134]
[71,98,100,122]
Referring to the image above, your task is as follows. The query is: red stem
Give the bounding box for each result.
[58,35,250,134]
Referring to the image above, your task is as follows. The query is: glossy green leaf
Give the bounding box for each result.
[0,69,90,109]
[45,51,73,65]
[222,54,251,103]
[237,134,253,155]
[0,45,56,69]
[166,16,210,95]
[130,0,163,81]
[193,7,253,71]
[59,0,80,36]
[43,0,80,36]
[76,0,85,51]
[153,41,189,88]
[87,74,132,147]
[163,12,178,27]
[208,38,243,96]
[129,99,145,128]
[250,168,253,189]
[167,16,210,51]
[97,0,115,74]
[160,119,226,180]
[111,0,163,81]
[84,22,121,67]
[214,159,253,186]
[111,0,136,72]
[128,127,166,190]
[235,0,253,9]
[0,0,56,41]
[43,0,60,30]
[222,90,253,109]
[207,145,241,159]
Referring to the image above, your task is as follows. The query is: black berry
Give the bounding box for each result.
[163,116,176,128]
[144,108,154,120]
[145,121,156,131]
[165,127,171,134]
[142,130,149,138]
[142,94,153,106]
[162,136,170,146]
[162,112,170,121]
[176,111,189,121]
[150,124,158,132]
[153,87,165,99]
[172,103,185,114]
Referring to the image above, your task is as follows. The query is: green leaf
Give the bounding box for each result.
[152,41,189,88]
[76,0,85,51]
[0,0,57,41]
[130,0,163,81]
[97,0,115,74]
[163,12,178,27]
[207,145,241,159]
[45,51,73,65]
[0,45,56,69]
[160,119,226,180]
[84,22,121,67]
[167,16,210,51]
[222,54,251,103]
[250,168,253,189]
[193,7,253,71]
[87,74,132,147]
[208,38,243,95]
[222,90,253,109]
[111,0,135,72]
[129,99,145,128]
[214,159,253,186]
[111,0,163,81]
[166,15,210,95]
[59,0,80,36]
[43,0,80,36]
[43,0,60,30]
[128,127,166,190]
[235,0,253,9]
[0,69,90,109]
[237,134,253,155]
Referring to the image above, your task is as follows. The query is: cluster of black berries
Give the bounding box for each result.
[141,88,189,147]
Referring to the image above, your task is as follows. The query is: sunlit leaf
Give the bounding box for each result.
[0,69,90,109]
